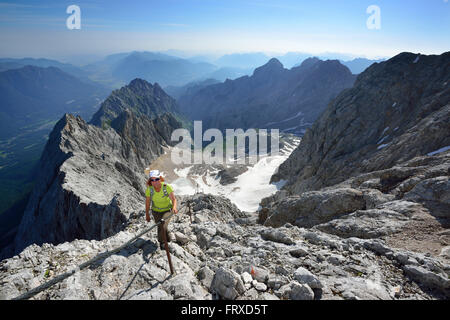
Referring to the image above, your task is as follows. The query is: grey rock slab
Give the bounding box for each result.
[264,188,366,228]
[260,228,295,245]
[197,266,215,289]
[211,267,245,300]
[314,208,409,239]
[241,272,253,284]
[247,265,270,283]
[293,267,323,289]
[289,281,314,300]
[253,281,267,292]
[403,265,450,291]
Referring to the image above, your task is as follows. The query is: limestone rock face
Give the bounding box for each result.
[403,176,450,219]
[251,53,450,300]
[261,152,450,248]
[6,78,186,258]
[263,187,366,228]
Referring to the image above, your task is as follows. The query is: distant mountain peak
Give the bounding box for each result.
[90,78,181,127]
[126,79,164,95]
[253,58,284,77]
[321,59,351,71]
[0,65,108,139]
[267,57,283,66]
[129,77,147,85]
[128,78,152,89]
[109,51,217,87]
[298,57,321,69]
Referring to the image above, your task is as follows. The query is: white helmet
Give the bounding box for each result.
[149,169,160,178]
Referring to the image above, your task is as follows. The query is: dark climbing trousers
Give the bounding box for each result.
[151,209,172,245]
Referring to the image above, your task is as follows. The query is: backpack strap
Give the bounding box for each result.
[150,183,169,198]
[163,184,168,197]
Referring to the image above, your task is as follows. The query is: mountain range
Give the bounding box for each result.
[82,51,253,88]
[0,52,384,93]
[0,52,389,228]
[214,52,384,73]
[0,58,91,82]
[1,51,449,301]
[0,50,449,301]
[0,51,387,248]
[177,57,356,134]
[0,65,109,139]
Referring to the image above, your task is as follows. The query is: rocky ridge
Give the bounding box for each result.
[3,110,181,259]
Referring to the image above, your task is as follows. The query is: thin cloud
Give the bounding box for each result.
[0,2,35,8]
[82,24,113,29]
[160,23,190,27]
[0,15,65,23]
[245,0,302,11]
[0,2,51,8]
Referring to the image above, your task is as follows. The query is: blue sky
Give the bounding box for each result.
[0,0,449,62]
